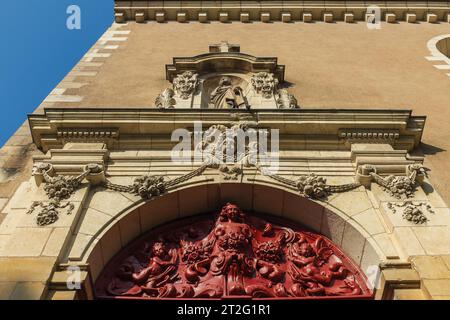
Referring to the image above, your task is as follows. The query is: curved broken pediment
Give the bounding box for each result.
[158,42,299,110]
[166,42,285,83]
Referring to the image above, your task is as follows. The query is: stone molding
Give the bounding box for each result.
[28,109,425,152]
[115,1,450,23]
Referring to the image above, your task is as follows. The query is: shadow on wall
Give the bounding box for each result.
[419,142,446,156]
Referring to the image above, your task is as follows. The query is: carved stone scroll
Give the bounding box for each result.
[95,203,371,299]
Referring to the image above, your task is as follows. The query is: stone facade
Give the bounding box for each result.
[1,1,450,300]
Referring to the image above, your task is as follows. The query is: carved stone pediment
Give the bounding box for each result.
[165,43,285,83]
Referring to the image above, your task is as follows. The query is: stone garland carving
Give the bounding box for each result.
[172,71,199,99]
[155,88,176,109]
[276,89,299,109]
[257,167,361,199]
[95,203,370,299]
[28,163,95,226]
[103,121,360,201]
[251,72,279,99]
[369,164,425,199]
[387,201,434,224]
[103,164,210,200]
[27,201,74,227]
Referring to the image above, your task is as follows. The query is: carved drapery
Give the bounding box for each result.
[95,203,371,300]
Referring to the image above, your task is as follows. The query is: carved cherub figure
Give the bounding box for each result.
[132,242,178,291]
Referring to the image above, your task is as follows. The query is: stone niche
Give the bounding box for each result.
[156,41,296,110]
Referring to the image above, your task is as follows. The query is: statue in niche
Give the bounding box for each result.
[210,76,250,110]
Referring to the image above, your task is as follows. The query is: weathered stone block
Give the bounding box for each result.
[198,12,208,23]
[0,257,57,282]
[303,12,312,23]
[155,12,165,23]
[427,13,438,23]
[10,282,46,300]
[219,12,229,23]
[114,12,125,24]
[240,12,250,23]
[323,13,333,23]
[406,13,417,23]
[177,12,187,23]
[411,256,450,279]
[344,13,354,23]
[2,227,52,257]
[261,12,270,23]
[135,12,145,23]
[281,12,291,23]
[385,13,396,23]
[423,279,450,296]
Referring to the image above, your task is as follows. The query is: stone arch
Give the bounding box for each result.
[72,182,384,294]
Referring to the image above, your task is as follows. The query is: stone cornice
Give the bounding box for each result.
[28,108,425,152]
[114,1,450,23]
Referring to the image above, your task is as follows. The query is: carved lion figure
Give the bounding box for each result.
[172,71,198,99]
[251,72,279,99]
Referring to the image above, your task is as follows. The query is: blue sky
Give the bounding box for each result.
[0,0,113,146]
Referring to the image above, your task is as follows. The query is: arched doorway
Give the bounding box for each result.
[93,202,373,300]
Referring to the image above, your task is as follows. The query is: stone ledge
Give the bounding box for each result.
[114,2,450,22]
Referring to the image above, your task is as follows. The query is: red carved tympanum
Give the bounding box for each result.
[95,203,372,299]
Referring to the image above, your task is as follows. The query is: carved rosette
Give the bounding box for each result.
[132,175,166,199]
[251,72,278,99]
[172,71,199,99]
[95,203,371,300]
